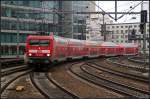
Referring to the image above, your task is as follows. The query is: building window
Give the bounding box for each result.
[112,26,114,28]
[121,30,123,33]
[116,26,119,28]
[134,25,137,28]
[116,30,119,33]
[138,25,140,27]
[121,26,123,28]
[139,29,140,32]
[129,25,132,28]
[125,26,128,28]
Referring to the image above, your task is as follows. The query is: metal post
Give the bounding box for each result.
[143,23,146,67]
[115,0,117,21]
[102,13,105,41]
[141,0,147,68]
[16,15,19,58]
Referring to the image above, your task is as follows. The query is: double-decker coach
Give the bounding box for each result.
[119,43,139,55]
[24,34,139,68]
[100,42,119,56]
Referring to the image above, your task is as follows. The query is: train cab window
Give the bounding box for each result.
[29,40,50,46]
[30,40,39,46]
[40,40,50,46]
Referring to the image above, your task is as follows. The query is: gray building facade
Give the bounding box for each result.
[1,1,94,58]
[1,1,60,58]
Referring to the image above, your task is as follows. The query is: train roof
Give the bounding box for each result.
[27,35,53,40]
[85,40,101,46]
[118,43,138,47]
[100,42,119,47]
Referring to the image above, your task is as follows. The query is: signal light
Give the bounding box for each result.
[29,53,32,56]
[141,10,147,23]
[140,24,144,34]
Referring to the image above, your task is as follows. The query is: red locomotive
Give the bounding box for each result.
[24,34,139,67]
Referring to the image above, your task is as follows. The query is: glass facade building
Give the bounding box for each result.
[72,1,91,40]
[1,1,60,58]
[1,1,94,58]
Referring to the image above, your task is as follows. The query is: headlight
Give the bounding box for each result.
[47,54,50,56]
[29,53,32,56]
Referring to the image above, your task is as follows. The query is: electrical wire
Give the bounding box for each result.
[90,1,115,20]
[117,1,142,20]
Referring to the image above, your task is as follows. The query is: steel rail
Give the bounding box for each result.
[1,69,32,94]
[81,64,149,94]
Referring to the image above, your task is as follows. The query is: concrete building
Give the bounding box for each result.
[86,14,113,41]
[72,1,95,40]
[106,22,149,53]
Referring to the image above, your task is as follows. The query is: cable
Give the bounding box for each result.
[117,1,142,20]
[90,1,115,20]
[105,1,132,12]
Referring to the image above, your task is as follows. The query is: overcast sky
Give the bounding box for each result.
[96,1,149,23]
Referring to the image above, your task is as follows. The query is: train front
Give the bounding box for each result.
[25,36,53,66]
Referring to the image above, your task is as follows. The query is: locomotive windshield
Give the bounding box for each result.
[29,40,50,46]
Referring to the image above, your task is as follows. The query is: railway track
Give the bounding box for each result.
[69,63,149,98]
[91,59,149,82]
[29,72,79,99]
[1,65,29,77]
[50,62,124,98]
[1,69,32,94]
[106,57,149,72]
[82,64,149,94]
[128,56,149,65]
[1,58,24,69]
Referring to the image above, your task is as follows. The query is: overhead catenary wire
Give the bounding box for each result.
[90,1,115,20]
[91,1,142,22]
[117,1,142,20]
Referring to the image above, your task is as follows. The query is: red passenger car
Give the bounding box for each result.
[100,42,119,56]
[24,34,139,68]
[119,43,138,55]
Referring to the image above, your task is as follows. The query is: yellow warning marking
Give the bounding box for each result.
[15,86,25,91]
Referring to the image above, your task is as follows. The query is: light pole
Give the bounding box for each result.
[16,15,20,59]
